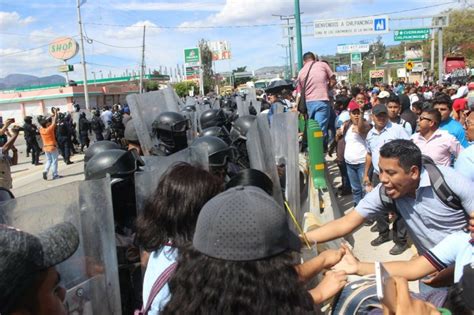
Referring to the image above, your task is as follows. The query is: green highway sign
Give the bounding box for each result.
[394,28,430,41]
[351,52,362,64]
[387,57,423,64]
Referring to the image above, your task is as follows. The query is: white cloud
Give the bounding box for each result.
[105,20,160,40]
[112,1,223,11]
[178,0,353,29]
[0,11,35,31]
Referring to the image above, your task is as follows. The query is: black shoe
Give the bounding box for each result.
[42,172,47,180]
[337,187,352,196]
[52,175,63,180]
[389,243,409,255]
[364,219,374,226]
[370,225,379,232]
[370,234,391,246]
[66,161,74,165]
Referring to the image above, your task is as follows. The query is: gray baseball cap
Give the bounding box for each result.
[372,104,388,115]
[0,222,79,310]
[193,186,300,261]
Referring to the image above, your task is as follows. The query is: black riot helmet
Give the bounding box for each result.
[85,149,143,181]
[93,109,101,117]
[230,115,256,142]
[190,136,235,167]
[124,120,139,143]
[84,140,122,166]
[199,109,227,130]
[152,111,189,133]
[200,126,231,145]
[24,116,33,124]
[182,105,196,112]
[152,112,190,154]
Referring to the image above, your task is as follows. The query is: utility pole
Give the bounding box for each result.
[430,31,435,77]
[273,14,296,78]
[139,25,146,94]
[76,0,90,110]
[438,28,443,84]
[294,0,303,70]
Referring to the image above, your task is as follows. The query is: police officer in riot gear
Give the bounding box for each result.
[199,108,228,131]
[84,140,122,169]
[22,116,41,165]
[230,115,256,169]
[110,110,125,143]
[200,126,232,145]
[190,135,237,181]
[85,148,143,313]
[91,109,105,141]
[152,111,190,156]
[56,113,73,165]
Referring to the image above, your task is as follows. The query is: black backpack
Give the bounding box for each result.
[379,155,463,211]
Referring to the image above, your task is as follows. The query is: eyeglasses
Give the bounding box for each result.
[418,116,432,122]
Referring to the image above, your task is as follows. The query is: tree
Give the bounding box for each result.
[198,39,214,94]
[173,81,198,98]
[232,66,252,86]
[440,9,474,65]
[145,80,158,91]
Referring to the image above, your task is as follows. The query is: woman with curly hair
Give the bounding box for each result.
[162,186,348,314]
[135,162,223,314]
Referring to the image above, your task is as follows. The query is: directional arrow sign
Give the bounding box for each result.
[394,28,430,41]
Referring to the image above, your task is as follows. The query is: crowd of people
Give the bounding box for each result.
[0,50,473,314]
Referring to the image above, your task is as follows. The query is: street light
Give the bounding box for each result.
[91,71,97,86]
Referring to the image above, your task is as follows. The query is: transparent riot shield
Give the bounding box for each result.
[0,177,121,314]
[246,114,284,207]
[134,145,209,215]
[247,88,261,114]
[236,95,249,117]
[271,112,301,225]
[126,88,180,156]
[184,96,197,107]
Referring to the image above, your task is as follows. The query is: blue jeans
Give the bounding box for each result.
[346,162,365,206]
[44,150,59,177]
[306,100,330,137]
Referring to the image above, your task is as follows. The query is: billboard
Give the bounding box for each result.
[184,47,200,66]
[208,40,231,61]
[370,69,385,78]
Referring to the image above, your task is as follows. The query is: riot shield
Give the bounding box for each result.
[246,114,284,207]
[247,87,261,114]
[271,112,301,225]
[135,145,209,215]
[236,95,249,117]
[126,88,180,156]
[0,177,121,314]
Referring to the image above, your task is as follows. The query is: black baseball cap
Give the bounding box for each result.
[0,222,79,311]
[193,186,301,261]
[372,104,388,115]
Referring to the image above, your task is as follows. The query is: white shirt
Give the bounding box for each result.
[344,125,367,165]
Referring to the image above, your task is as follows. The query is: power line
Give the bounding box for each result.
[86,37,142,49]
[83,21,284,29]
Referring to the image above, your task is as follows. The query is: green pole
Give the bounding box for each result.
[294,0,303,70]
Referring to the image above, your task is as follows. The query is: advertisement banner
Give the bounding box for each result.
[370,69,385,78]
[184,47,200,65]
[208,40,231,61]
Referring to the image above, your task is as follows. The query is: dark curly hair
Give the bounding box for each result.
[135,162,223,252]
[162,248,315,314]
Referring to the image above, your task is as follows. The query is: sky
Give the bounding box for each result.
[0,0,469,80]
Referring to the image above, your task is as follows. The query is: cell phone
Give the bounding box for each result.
[9,118,15,123]
[375,262,397,312]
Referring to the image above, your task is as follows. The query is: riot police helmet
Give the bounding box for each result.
[230,115,256,142]
[190,136,234,167]
[124,120,139,143]
[199,109,227,130]
[182,105,196,112]
[200,126,231,144]
[24,116,33,123]
[85,149,143,181]
[152,111,189,134]
[84,140,122,165]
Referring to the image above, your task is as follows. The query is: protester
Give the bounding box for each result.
[135,163,223,313]
[0,222,79,315]
[0,119,20,189]
[306,139,473,292]
[363,105,410,256]
[433,94,469,148]
[387,95,413,135]
[412,108,462,166]
[296,52,336,140]
[162,186,348,314]
[455,111,474,180]
[39,108,60,180]
[338,101,371,205]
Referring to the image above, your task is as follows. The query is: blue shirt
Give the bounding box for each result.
[455,145,474,181]
[356,166,474,253]
[440,117,469,148]
[424,230,473,282]
[336,111,350,129]
[365,122,410,173]
[142,246,177,314]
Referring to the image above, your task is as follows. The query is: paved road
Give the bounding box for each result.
[11,136,86,197]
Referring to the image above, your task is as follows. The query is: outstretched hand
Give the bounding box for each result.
[320,247,346,269]
[382,276,440,315]
[332,243,359,275]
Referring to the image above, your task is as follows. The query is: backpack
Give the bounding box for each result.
[379,155,463,212]
[91,117,104,132]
